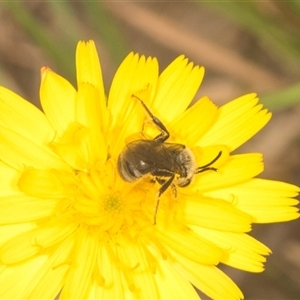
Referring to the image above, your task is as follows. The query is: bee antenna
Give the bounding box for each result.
[196,151,222,173]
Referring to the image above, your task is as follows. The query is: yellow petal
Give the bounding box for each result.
[153,55,204,123]
[0,194,57,224]
[108,53,158,126]
[204,178,300,223]
[154,254,200,299]
[76,82,107,163]
[0,126,69,171]
[32,220,77,249]
[192,226,271,272]
[0,255,48,299]
[113,240,159,298]
[0,223,36,247]
[76,40,107,131]
[169,248,244,300]
[61,229,99,299]
[108,53,159,157]
[179,195,253,232]
[155,224,223,265]
[0,220,76,265]
[0,87,54,145]
[169,96,218,145]
[250,206,299,223]
[76,40,104,92]
[0,229,41,264]
[92,244,125,299]
[18,168,70,198]
[40,67,76,135]
[50,122,91,170]
[191,153,264,192]
[199,93,271,151]
[0,162,21,196]
[27,236,74,299]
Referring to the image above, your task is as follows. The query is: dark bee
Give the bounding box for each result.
[117,96,222,224]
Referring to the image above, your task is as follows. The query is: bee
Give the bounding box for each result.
[117,96,222,224]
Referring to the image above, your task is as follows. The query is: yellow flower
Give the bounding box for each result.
[0,40,298,299]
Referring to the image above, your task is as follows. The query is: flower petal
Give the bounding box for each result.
[0,229,40,264]
[114,240,159,298]
[199,93,271,151]
[204,178,299,223]
[155,255,200,299]
[18,168,70,198]
[40,67,76,135]
[92,244,125,299]
[0,126,69,170]
[179,195,253,232]
[169,96,218,145]
[108,53,159,157]
[0,220,76,265]
[169,248,244,300]
[0,162,21,196]
[156,224,223,265]
[76,83,107,163]
[76,40,107,131]
[108,53,158,127]
[0,87,54,144]
[152,55,204,122]
[0,194,57,224]
[50,122,91,170]
[192,226,271,272]
[76,40,104,92]
[0,223,36,247]
[191,153,264,192]
[27,236,74,299]
[61,230,99,299]
[0,255,48,299]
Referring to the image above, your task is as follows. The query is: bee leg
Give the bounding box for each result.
[171,183,177,198]
[132,94,170,142]
[154,174,175,224]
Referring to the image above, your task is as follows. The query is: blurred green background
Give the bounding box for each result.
[0,1,299,299]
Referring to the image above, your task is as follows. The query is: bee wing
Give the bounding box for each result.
[158,143,185,173]
[124,140,184,171]
[140,141,186,172]
[162,142,186,152]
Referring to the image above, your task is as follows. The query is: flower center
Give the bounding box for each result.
[18,158,162,235]
[77,169,170,239]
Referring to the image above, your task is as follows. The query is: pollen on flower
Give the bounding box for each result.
[78,168,158,233]
[68,169,126,228]
[104,194,123,212]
